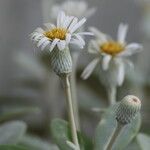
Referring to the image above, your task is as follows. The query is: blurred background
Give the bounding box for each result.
[0,0,149,144]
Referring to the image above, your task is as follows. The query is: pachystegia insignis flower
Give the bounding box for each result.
[31,11,92,51]
[81,23,142,86]
[31,11,92,75]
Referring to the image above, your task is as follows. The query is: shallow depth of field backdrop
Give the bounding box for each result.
[0,0,149,149]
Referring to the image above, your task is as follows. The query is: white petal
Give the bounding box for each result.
[81,58,100,80]
[57,11,62,27]
[31,34,44,44]
[43,23,55,30]
[68,17,78,31]
[60,12,66,28]
[49,39,59,52]
[66,33,71,44]
[70,18,86,33]
[88,40,100,54]
[119,43,143,56]
[57,40,66,50]
[34,33,43,40]
[70,39,84,49]
[31,33,42,40]
[57,11,65,27]
[77,32,94,36]
[34,27,44,33]
[30,33,37,40]
[61,18,68,28]
[102,55,111,70]
[41,41,50,51]
[89,27,109,43]
[63,16,74,28]
[74,34,85,46]
[37,37,49,47]
[117,23,128,44]
[117,62,125,86]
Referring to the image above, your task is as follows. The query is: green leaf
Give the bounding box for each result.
[51,119,72,150]
[0,121,27,144]
[126,139,141,150]
[0,107,40,123]
[113,115,141,149]
[137,133,150,150]
[77,132,93,150]
[20,134,59,150]
[51,119,92,150]
[95,104,141,150]
[0,145,28,150]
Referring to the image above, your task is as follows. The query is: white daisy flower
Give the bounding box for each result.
[31,11,93,52]
[81,23,143,86]
[50,0,96,19]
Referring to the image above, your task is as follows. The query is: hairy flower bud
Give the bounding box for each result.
[115,95,141,124]
[50,47,72,76]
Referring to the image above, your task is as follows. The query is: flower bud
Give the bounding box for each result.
[50,47,72,76]
[115,95,141,124]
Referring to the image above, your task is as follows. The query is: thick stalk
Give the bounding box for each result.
[70,52,80,130]
[108,86,117,106]
[106,123,124,150]
[62,74,80,149]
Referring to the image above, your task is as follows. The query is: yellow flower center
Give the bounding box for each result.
[100,41,124,55]
[44,28,67,40]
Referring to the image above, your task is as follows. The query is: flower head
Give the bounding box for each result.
[31,11,92,76]
[31,11,93,52]
[81,23,142,86]
[50,1,96,55]
[116,95,141,124]
[50,0,96,19]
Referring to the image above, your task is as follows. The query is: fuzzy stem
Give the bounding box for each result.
[62,74,80,149]
[70,52,80,130]
[108,86,117,106]
[106,123,124,150]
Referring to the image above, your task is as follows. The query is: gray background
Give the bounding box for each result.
[0,0,149,136]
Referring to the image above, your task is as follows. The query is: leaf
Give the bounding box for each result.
[113,114,141,149]
[0,121,27,144]
[0,145,28,150]
[78,132,93,150]
[20,134,59,150]
[137,133,150,150]
[126,139,141,150]
[0,107,40,123]
[51,119,92,150]
[94,104,141,150]
[51,119,72,150]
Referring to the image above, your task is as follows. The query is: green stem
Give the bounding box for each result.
[62,74,80,149]
[106,123,124,150]
[108,86,117,106]
[70,52,80,130]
